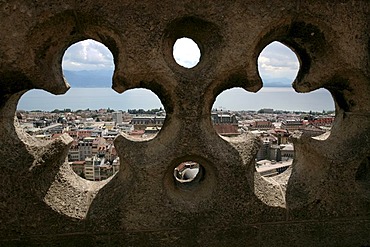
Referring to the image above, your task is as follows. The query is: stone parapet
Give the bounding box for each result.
[0,1,369,246]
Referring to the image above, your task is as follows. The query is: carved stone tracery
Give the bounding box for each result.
[0,1,369,246]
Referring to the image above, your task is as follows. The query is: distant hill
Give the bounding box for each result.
[63,70,113,88]
[63,70,293,88]
[262,77,293,87]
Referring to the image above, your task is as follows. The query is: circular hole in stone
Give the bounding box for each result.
[173,37,201,68]
[164,156,215,207]
[174,161,201,183]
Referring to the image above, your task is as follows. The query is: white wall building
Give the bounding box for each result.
[112,111,123,124]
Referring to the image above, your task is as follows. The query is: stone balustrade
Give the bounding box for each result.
[0,1,369,246]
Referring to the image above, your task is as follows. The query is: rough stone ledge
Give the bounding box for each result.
[1,218,370,247]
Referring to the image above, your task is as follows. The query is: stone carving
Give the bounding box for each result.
[0,0,369,246]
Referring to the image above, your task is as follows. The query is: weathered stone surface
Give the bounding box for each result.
[0,0,369,246]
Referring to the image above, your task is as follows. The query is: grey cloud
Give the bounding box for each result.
[258,41,300,83]
[62,39,114,71]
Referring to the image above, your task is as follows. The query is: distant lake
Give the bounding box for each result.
[17,87,335,112]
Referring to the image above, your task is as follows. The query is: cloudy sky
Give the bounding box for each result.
[257,41,299,83]
[62,39,115,71]
[172,38,201,68]
[62,39,299,84]
[20,40,334,111]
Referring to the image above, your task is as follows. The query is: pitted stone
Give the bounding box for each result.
[0,0,369,246]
